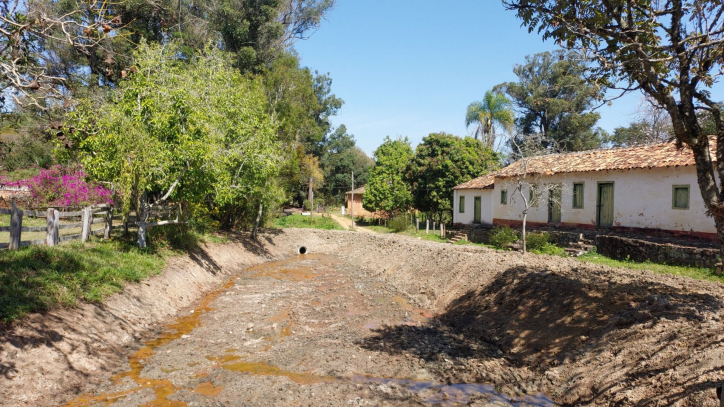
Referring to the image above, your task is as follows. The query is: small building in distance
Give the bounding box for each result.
[345,186,384,218]
[345,186,368,217]
[452,140,717,241]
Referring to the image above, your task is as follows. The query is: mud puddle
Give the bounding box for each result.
[62,253,552,406]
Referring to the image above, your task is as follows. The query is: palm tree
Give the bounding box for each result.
[465,91,514,149]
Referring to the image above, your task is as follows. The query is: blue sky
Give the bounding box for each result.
[295,1,722,156]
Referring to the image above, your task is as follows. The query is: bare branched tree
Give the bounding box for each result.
[0,0,121,112]
[506,133,567,254]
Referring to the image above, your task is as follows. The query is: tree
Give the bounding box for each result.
[319,125,374,204]
[494,50,607,152]
[465,91,515,149]
[609,96,673,147]
[363,136,413,218]
[503,0,724,256]
[407,133,500,222]
[263,51,343,204]
[505,134,566,254]
[64,41,281,237]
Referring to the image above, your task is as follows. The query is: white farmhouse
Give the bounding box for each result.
[452,140,716,240]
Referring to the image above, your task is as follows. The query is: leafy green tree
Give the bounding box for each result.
[319,125,374,204]
[363,136,413,218]
[263,51,342,204]
[465,91,514,149]
[64,41,281,230]
[407,133,500,222]
[494,50,606,152]
[502,0,724,254]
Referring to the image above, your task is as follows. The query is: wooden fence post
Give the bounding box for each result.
[432,222,436,235]
[138,193,148,248]
[9,199,22,250]
[46,208,59,246]
[416,218,419,232]
[426,219,429,234]
[104,206,113,240]
[81,206,92,242]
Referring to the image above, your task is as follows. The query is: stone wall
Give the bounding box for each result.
[595,235,720,269]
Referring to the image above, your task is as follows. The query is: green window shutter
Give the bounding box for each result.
[501,189,507,205]
[459,196,465,213]
[672,185,690,209]
[573,183,584,208]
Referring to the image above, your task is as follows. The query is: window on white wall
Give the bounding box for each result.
[672,185,690,209]
[459,196,465,213]
[572,183,584,208]
[500,189,508,205]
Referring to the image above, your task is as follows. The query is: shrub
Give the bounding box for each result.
[525,232,550,252]
[489,225,518,249]
[388,215,409,232]
[531,242,566,256]
[1,165,113,208]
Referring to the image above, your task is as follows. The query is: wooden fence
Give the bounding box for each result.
[0,199,183,250]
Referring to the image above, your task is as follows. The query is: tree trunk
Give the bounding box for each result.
[308,176,314,212]
[252,201,263,240]
[521,210,528,254]
[138,192,148,248]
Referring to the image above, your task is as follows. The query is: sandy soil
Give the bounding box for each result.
[2,229,724,406]
[329,213,376,233]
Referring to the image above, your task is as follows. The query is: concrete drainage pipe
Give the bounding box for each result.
[298,246,308,255]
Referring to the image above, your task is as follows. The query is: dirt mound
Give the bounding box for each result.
[316,230,724,405]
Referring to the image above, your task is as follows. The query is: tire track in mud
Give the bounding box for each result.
[61,253,552,406]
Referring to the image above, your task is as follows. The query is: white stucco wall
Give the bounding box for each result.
[491,166,715,234]
[453,189,493,225]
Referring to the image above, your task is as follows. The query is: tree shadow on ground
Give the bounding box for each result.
[359,264,723,405]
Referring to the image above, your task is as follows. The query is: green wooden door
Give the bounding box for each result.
[473,196,481,223]
[548,187,562,223]
[597,183,614,227]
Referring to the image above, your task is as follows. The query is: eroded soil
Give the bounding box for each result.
[3,229,724,406]
[60,252,548,406]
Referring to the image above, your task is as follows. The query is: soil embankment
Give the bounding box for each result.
[1,229,723,406]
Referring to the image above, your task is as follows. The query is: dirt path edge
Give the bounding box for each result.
[0,231,312,406]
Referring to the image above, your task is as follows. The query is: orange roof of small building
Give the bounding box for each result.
[452,173,497,190]
[345,186,366,195]
[452,139,715,189]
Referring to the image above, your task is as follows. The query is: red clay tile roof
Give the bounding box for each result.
[452,173,497,190]
[453,139,715,189]
[495,139,714,178]
[345,186,365,195]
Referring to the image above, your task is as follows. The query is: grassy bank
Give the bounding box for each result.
[0,239,164,322]
[0,226,224,323]
[273,214,344,230]
[577,251,722,283]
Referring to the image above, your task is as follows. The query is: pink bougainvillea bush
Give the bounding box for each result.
[0,165,113,208]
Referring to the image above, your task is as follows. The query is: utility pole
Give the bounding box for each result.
[350,171,355,230]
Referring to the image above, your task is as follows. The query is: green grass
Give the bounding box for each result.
[365,225,394,233]
[453,240,497,249]
[577,251,722,283]
[399,229,449,243]
[0,237,166,323]
[273,214,344,230]
[0,224,227,323]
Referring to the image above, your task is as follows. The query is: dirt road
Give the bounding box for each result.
[3,229,724,406]
[329,213,377,233]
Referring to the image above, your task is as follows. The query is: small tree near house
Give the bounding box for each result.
[505,134,567,254]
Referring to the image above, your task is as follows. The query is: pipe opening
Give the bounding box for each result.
[298,246,307,255]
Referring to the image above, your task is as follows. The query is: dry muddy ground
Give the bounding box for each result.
[2,229,724,406]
